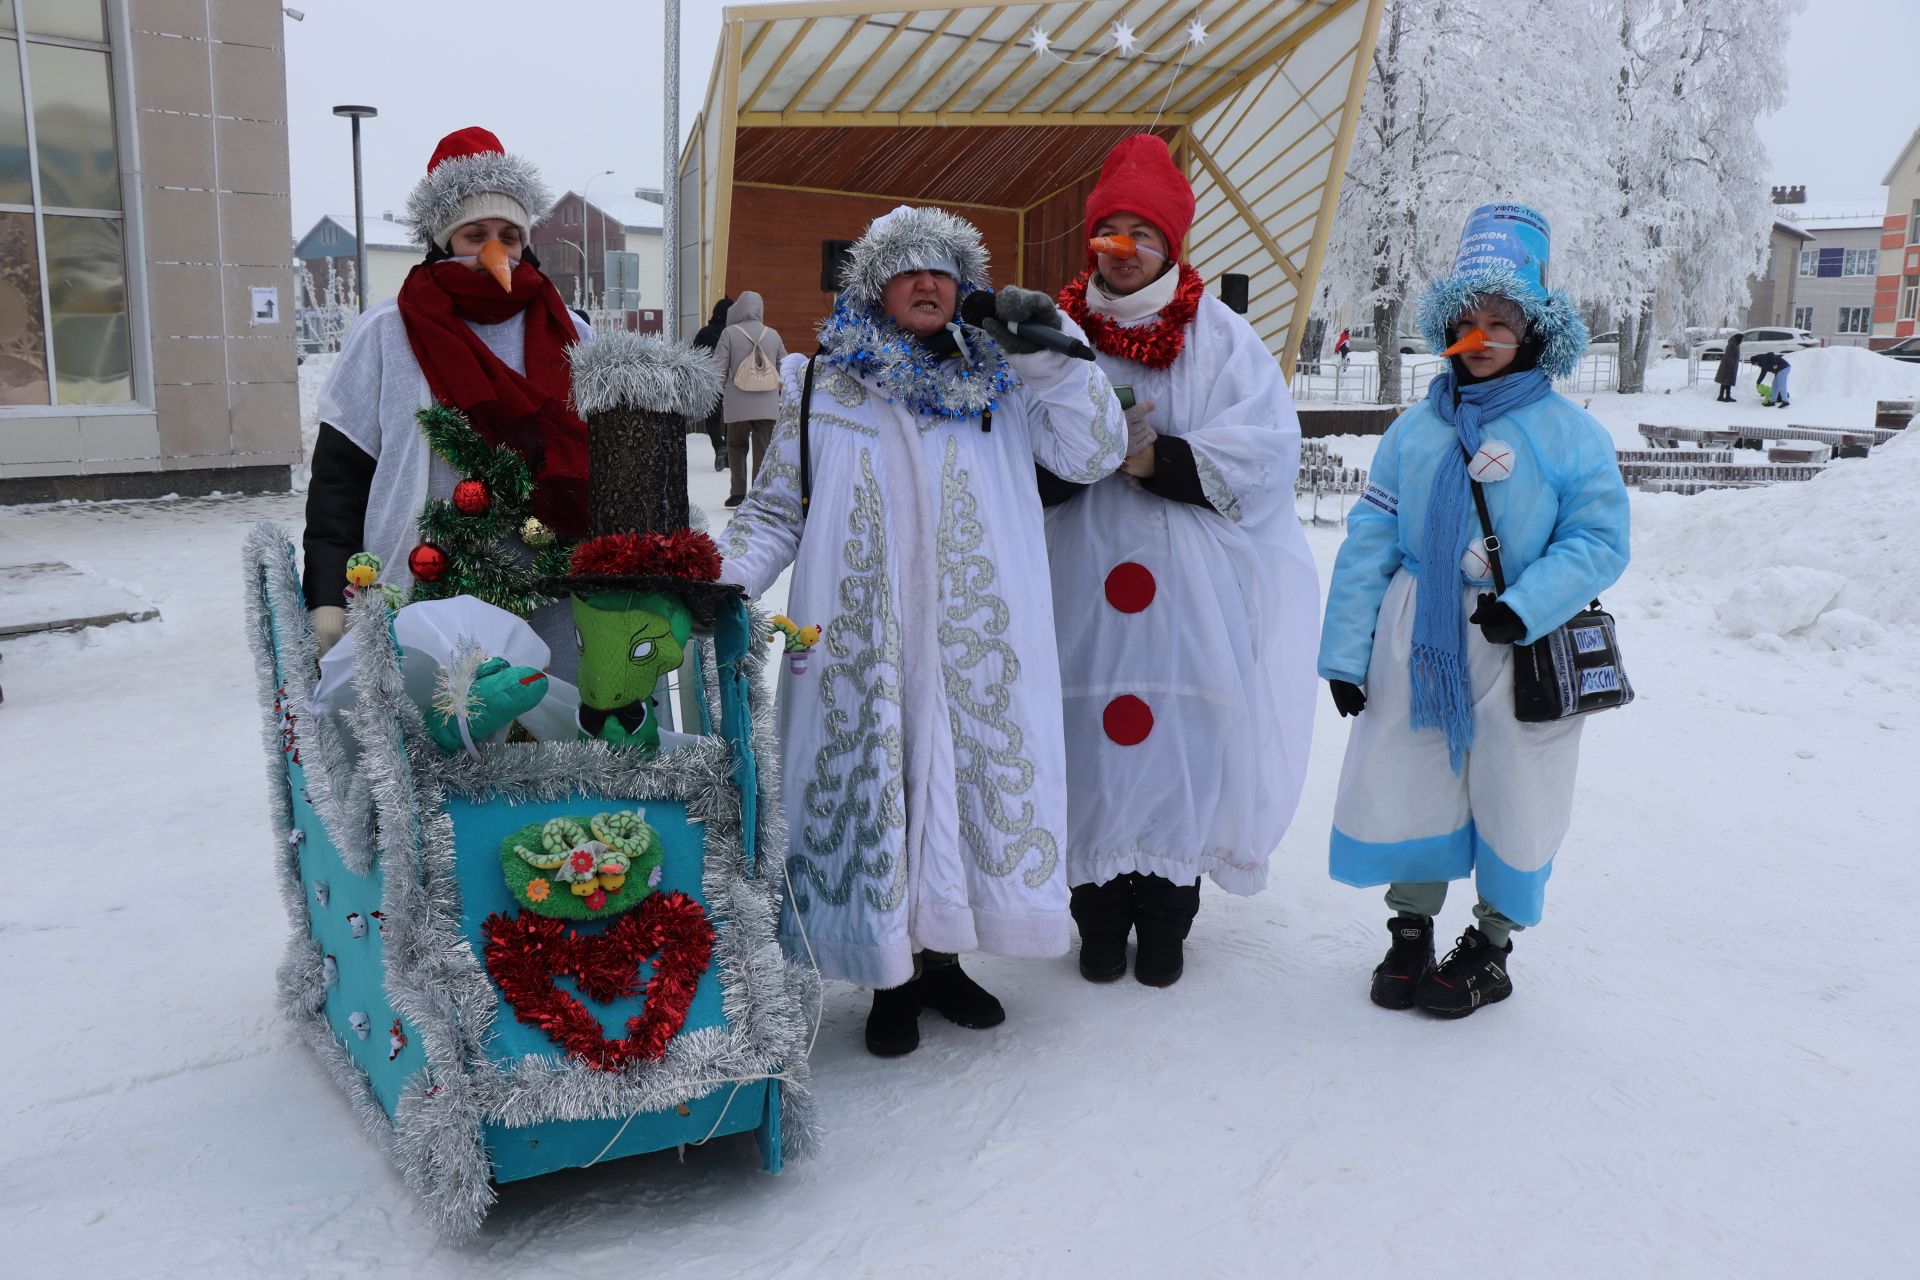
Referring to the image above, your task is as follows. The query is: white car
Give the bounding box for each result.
[1589,331,1675,360]
[1694,327,1821,362]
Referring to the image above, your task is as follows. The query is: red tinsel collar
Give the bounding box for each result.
[482,894,713,1071]
[569,528,723,581]
[1058,262,1207,370]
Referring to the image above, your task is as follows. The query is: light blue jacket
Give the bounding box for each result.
[1318,391,1631,686]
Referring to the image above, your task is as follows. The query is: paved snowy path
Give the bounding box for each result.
[1,419,1912,1276]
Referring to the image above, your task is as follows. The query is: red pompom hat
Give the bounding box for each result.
[1083,134,1196,264]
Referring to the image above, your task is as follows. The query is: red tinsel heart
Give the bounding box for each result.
[481,892,713,1071]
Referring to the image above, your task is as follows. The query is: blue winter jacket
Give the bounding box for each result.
[1317,391,1631,686]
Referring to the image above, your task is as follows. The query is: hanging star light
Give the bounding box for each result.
[1186,16,1209,48]
[1109,20,1138,55]
[1024,24,1052,57]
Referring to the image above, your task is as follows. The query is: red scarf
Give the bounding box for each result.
[396,259,590,537]
[1057,262,1207,370]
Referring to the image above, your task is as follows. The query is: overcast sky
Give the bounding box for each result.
[282,0,1919,234]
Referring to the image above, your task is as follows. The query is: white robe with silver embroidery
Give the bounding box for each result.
[719,336,1126,989]
[1045,291,1319,894]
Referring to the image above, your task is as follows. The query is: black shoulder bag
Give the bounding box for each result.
[1465,463,1633,722]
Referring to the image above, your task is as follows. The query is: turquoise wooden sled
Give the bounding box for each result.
[244,525,814,1239]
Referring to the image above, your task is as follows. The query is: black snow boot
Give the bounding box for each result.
[1070,877,1134,982]
[1415,927,1513,1019]
[1370,914,1436,1010]
[865,981,922,1057]
[917,953,1006,1029]
[1132,874,1201,987]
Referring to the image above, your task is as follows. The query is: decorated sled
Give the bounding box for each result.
[245,336,813,1239]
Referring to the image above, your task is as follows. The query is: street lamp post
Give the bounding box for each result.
[332,105,377,312]
[582,169,614,311]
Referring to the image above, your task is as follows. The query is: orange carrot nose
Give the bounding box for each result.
[1441,328,1489,358]
[479,239,513,292]
[1089,234,1138,259]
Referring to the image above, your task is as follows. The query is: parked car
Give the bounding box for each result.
[1695,327,1820,362]
[1338,330,1427,355]
[1877,336,1920,364]
[1589,331,1676,360]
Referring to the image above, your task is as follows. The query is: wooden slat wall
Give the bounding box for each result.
[1022,168,1106,297]
[725,185,1021,349]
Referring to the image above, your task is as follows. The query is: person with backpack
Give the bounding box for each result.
[712,290,787,507]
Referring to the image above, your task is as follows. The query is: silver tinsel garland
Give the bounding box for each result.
[243,524,815,1241]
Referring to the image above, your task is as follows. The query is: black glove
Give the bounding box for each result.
[1328,679,1367,717]
[979,286,1062,355]
[1469,594,1528,645]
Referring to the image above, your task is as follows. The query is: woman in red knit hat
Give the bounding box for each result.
[303,127,592,674]
[1045,134,1319,986]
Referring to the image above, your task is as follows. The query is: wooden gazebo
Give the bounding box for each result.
[678,0,1384,374]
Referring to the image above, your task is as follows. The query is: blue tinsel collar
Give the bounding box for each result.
[814,293,1015,420]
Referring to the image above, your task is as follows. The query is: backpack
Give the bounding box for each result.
[732,328,781,392]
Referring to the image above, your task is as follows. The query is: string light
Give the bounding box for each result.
[1023,8,1211,64]
[1109,20,1138,55]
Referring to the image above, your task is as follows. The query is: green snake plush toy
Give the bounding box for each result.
[571,589,691,752]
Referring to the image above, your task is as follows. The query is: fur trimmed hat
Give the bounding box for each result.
[1415,202,1588,378]
[405,126,553,250]
[1084,134,1195,262]
[838,205,991,305]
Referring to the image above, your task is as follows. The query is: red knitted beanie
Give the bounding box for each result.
[1083,134,1195,263]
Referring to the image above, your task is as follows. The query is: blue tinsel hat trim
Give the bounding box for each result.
[1415,262,1589,380]
[814,290,1014,421]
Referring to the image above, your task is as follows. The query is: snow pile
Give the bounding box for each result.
[1631,430,1920,649]
[1774,345,1920,402]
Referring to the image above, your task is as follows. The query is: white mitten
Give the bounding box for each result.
[310,605,346,656]
[1124,400,1158,455]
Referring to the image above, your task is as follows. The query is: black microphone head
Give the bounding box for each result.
[959,290,997,327]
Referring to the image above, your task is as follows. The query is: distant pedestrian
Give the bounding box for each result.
[711,290,786,507]
[1336,326,1352,361]
[1712,331,1744,402]
[1750,350,1791,408]
[690,296,733,471]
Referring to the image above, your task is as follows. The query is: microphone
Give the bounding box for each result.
[960,291,1096,361]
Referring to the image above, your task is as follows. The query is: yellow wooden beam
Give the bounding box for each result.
[1187,131,1304,293]
[868,9,965,110]
[1183,0,1356,122]
[904,5,1008,113]
[791,15,873,114]
[1281,5,1384,378]
[831,12,925,114]
[740,18,777,76]
[735,108,1185,127]
[714,19,745,298]
[746,16,820,113]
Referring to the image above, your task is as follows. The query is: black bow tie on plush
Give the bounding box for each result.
[577,700,650,737]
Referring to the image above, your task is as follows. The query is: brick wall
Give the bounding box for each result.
[725,187,1020,350]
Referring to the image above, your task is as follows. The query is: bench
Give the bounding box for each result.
[1623,460,1826,489]
[1875,399,1915,430]
[1766,444,1827,464]
[1615,449,1733,465]
[1637,424,1744,449]
[1726,423,1885,455]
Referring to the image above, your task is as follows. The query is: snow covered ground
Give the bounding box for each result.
[2,353,1916,1278]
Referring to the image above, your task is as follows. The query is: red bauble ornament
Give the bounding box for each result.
[452,478,492,516]
[409,543,448,582]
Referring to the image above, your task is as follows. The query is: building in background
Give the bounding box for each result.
[1,0,297,503]
[531,187,665,332]
[292,212,417,312]
[1745,215,1810,331]
[1778,196,1884,348]
[1872,125,1920,350]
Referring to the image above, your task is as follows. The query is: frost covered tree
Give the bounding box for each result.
[1322,0,1610,403]
[1585,0,1802,392]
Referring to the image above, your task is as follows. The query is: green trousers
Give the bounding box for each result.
[1385,883,1522,949]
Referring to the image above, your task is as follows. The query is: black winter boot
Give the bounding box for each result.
[865,981,921,1057]
[1415,927,1513,1019]
[1070,877,1134,982]
[1370,914,1436,1010]
[1132,874,1201,987]
[917,953,1006,1029]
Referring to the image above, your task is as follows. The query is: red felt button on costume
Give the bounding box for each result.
[1104,561,1157,613]
[1103,694,1154,746]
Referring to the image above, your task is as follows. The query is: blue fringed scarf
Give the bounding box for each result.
[815,292,1015,420]
[1412,365,1553,770]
